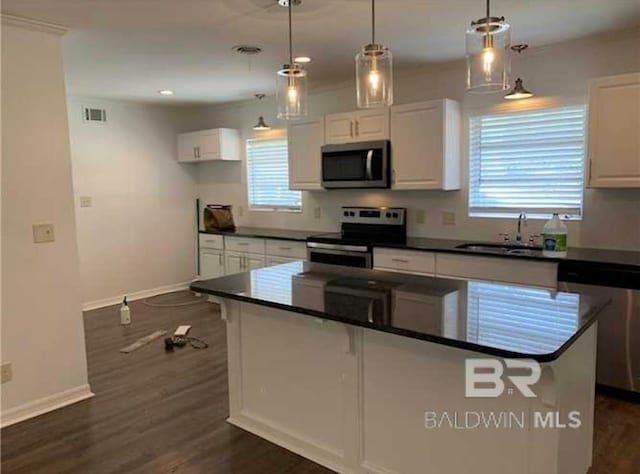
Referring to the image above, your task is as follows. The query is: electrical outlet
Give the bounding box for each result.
[416,210,426,225]
[1,363,12,384]
[314,207,321,219]
[79,196,92,208]
[33,224,55,243]
[442,211,456,226]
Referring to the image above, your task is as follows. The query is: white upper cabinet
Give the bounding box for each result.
[325,108,389,144]
[288,119,324,190]
[587,73,640,188]
[390,99,461,190]
[177,128,240,163]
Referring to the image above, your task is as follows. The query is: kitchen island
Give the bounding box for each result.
[191,262,608,474]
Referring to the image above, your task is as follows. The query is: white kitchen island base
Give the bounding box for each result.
[216,298,597,474]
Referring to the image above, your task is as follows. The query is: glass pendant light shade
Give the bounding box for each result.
[466,15,511,92]
[276,64,307,119]
[356,44,393,108]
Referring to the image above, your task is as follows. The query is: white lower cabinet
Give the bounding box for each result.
[435,253,557,289]
[225,250,266,274]
[199,249,225,279]
[373,248,436,276]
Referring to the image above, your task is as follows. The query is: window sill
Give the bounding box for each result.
[249,207,302,213]
[469,212,582,221]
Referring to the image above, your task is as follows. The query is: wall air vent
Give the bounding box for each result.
[82,106,107,123]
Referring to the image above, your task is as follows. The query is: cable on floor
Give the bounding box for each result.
[143,291,206,308]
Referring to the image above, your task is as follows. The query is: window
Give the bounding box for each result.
[469,105,587,219]
[467,282,579,354]
[246,138,301,211]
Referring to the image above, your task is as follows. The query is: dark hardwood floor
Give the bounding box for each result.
[2,291,639,473]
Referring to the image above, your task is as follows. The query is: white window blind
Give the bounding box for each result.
[467,282,579,355]
[246,138,301,211]
[469,105,586,218]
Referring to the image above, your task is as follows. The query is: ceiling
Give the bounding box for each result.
[3,0,640,105]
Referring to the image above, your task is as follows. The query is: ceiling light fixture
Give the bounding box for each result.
[466,0,510,93]
[294,56,311,63]
[276,0,307,119]
[253,94,272,131]
[356,0,393,108]
[158,89,174,96]
[504,44,534,100]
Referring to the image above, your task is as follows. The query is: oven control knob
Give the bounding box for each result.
[350,212,355,216]
[392,212,398,218]
[386,212,391,218]
[344,211,349,216]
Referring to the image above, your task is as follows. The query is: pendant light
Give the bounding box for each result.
[504,44,534,100]
[466,0,510,93]
[276,0,307,119]
[356,0,393,108]
[252,94,272,130]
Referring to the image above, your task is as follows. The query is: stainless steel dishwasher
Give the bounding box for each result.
[558,261,640,396]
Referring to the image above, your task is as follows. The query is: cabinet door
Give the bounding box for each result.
[177,132,198,162]
[246,254,266,270]
[325,112,355,144]
[200,249,224,279]
[288,119,324,190]
[225,252,245,275]
[391,101,445,189]
[196,130,221,161]
[588,73,640,188]
[353,108,389,141]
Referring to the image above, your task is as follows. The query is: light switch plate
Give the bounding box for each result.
[80,196,92,208]
[416,210,426,225]
[1,363,12,384]
[33,224,55,243]
[442,211,456,226]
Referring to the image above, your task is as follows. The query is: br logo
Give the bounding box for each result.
[465,359,541,398]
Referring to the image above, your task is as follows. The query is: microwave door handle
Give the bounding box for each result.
[366,149,373,180]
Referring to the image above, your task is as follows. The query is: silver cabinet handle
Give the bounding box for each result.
[355,120,360,137]
[278,246,292,251]
[350,121,354,138]
[197,146,201,158]
[391,258,409,264]
[193,147,197,159]
[219,253,223,266]
[236,242,249,246]
[366,149,373,180]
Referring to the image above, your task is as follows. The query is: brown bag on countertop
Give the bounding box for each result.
[204,205,236,231]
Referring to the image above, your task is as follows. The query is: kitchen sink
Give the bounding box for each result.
[455,243,543,256]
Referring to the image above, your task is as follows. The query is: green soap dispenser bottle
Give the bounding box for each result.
[542,213,568,257]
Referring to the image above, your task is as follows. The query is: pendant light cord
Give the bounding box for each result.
[288,0,293,65]
[371,0,376,44]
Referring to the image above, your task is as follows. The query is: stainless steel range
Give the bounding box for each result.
[306,207,406,268]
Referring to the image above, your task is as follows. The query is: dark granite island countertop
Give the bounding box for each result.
[199,227,317,242]
[191,261,608,362]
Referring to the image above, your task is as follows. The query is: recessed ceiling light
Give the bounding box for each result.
[158,89,174,96]
[294,56,311,64]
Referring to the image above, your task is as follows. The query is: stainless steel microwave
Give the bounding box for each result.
[321,140,390,189]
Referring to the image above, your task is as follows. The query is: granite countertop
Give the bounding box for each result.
[199,227,640,269]
[190,261,608,362]
[199,227,317,242]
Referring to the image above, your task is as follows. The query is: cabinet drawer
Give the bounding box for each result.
[373,248,436,276]
[225,236,265,255]
[436,253,557,288]
[266,239,307,259]
[199,233,224,250]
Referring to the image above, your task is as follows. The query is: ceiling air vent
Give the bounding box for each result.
[83,106,107,123]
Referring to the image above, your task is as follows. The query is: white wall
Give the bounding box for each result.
[67,97,198,307]
[190,28,640,251]
[1,16,92,425]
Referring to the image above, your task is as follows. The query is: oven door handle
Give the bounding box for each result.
[367,300,374,324]
[307,242,369,253]
[366,149,373,180]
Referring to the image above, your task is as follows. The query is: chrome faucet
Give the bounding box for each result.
[515,212,527,243]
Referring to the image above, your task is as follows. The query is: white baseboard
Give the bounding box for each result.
[1,384,94,428]
[82,281,193,311]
